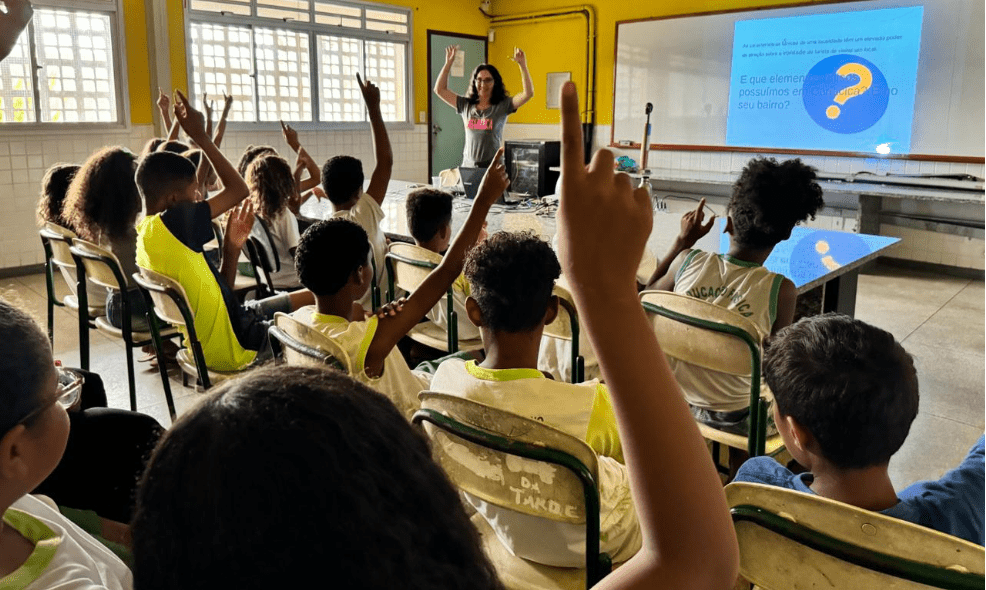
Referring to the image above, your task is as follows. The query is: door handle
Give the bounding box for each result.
[432,123,442,134]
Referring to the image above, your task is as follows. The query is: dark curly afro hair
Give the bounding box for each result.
[728,157,824,248]
[295,218,370,297]
[464,231,560,333]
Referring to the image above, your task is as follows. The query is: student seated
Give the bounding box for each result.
[404,187,481,342]
[429,231,640,567]
[734,313,985,545]
[322,75,392,311]
[131,366,502,590]
[290,153,506,416]
[135,91,313,371]
[244,154,304,290]
[0,300,132,589]
[63,147,148,331]
[37,163,80,230]
[645,158,824,435]
[128,81,740,590]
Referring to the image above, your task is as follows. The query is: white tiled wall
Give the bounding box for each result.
[0,124,430,272]
[504,123,985,270]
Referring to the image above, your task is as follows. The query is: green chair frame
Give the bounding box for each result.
[727,482,985,590]
[544,285,585,384]
[385,248,465,354]
[640,292,768,458]
[412,392,612,587]
[39,226,95,370]
[69,240,178,412]
[131,269,212,407]
[268,325,347,373]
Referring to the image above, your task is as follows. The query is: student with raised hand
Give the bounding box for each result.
[555,81,739,589]
[323,74,393,312]
[291,150,508,417]
[136,90,314,371]
[0,0,33,63]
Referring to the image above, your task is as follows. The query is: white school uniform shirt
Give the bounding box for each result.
[262,210,301,289]
[331,192,387,310]
[2,494,133,590]
[425,273,481,341]
[430,359,640,567]
[671,249,783,412]
[290,306,430,418]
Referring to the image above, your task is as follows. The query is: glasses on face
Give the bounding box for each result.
[19,368,83,425]
[476,77,495,86]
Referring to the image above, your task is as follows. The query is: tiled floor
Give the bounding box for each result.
[2,262,983,487]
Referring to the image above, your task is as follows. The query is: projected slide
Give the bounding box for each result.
[725,6,923,154]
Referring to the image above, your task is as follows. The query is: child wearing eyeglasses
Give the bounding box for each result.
[0,300,136,588]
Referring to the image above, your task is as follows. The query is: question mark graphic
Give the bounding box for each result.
[826,63,873,119]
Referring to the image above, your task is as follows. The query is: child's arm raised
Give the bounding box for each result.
[156,88,173,133]
[364,149,508,377]
[556,82,738,590]
[213,92,233,148]
[219,200,254,289]
[173,90,249,219]
[281,121,321,198]
[645,198,715,290]
[358,74,393,207]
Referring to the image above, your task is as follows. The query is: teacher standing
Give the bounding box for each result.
[433,46,534,168]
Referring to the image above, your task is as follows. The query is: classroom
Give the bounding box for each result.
[0,0,983,588]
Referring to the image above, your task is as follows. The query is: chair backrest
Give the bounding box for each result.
[251,216,280,272]
[69,239,127,292]
[132,267,195,330]
[639,290,762,377]
[543,283,577,341]
[40,224,81,294]
[413,392,608,585]
[725,482,986,590]
[271,312,352,373]
[386,242,441,295]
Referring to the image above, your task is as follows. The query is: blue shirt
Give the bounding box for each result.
[734,435,985,545]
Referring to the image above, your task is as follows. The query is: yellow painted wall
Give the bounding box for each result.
[122,0,152,125]
[165,1,489,118]
[487,0,829,126]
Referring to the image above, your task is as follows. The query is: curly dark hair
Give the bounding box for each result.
[296,219,369,297]
[135,151,197,212]
[63,147,141,243]
[247,154,296,222]
[464,231,560,333]
[465,64,509,106]
[157,140,191,155]
[37,163,79,228]
[131,366,503,590]
[321,155,364,205]
[237,145,278,177]
[140,138,166,158]
[764,313,918,470]
[406,188,452,244]
[728,157,824,249]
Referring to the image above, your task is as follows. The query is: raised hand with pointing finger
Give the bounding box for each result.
[356,72,380,112]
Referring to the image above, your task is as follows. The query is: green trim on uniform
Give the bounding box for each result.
[722,254,762,268]
[674,249,701,284]
[768,274,784,327]
[464,360,544,382]
[1,508,61,590]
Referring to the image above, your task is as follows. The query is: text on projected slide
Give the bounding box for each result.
[725,6,923,154]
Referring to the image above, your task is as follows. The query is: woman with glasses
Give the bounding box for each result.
[0,299,134,587]
[434,45,534,169]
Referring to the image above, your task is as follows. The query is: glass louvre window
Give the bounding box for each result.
[0,4,124,126]
[187,0,411,125]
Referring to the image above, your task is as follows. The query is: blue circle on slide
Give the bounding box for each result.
[789,230,870,283]
[802,54,889,134]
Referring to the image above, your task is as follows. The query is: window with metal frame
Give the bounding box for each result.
[0,1,125,125]
[186,0,411,125]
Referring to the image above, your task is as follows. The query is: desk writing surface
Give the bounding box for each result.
[718,222,900,290]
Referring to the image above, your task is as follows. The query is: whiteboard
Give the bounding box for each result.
[611,0,984,159]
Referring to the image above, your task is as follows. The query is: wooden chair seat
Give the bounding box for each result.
[408,320,484,353]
